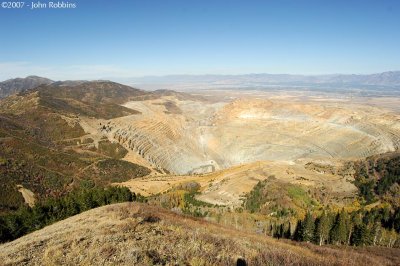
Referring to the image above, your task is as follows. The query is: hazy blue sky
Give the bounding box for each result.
[1,0,399,80]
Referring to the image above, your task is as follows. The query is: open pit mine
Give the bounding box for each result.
[79,93,400,176]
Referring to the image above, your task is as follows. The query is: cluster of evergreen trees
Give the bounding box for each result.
[0,186,138,243]
[354,155,400,203]
[270,207,400,247]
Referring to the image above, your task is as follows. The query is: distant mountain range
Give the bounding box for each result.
[0,76,53,98]
[1,71,399,98]
[116,71,400,90]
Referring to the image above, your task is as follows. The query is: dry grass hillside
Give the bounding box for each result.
[1,202,399,266]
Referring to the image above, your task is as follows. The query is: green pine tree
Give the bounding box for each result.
[330,209,350,245]
[351,223,372,246]
[300,212,315,242]
[315,211,332,245]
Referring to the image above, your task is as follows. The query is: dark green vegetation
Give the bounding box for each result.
[0,186,139,243]
[353,153,400,206]
[270,207,400,248]
[0,81,153,213]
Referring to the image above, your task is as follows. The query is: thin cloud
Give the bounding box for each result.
[0,62,144,81]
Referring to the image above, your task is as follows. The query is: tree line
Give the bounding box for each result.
[269,207,400,247]
[0,186,139,243]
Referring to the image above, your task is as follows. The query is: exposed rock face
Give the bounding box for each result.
[101,115,217,174]
[90,96,400,175]
[0,76,53,98]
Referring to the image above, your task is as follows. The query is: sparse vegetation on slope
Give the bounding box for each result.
[78,159,151,186]
[35,81,146,119]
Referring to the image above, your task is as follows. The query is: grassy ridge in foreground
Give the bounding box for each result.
[1,202,399,265]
